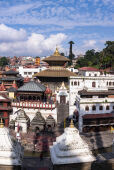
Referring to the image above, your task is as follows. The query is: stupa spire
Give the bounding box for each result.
[70,119,75,128]
[53,47,60,56]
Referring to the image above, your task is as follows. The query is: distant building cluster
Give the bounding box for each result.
[0,47,113,135]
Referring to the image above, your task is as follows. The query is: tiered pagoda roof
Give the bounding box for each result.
[33,48,77,78]
[43,48,69,63]
[34,67,76,77]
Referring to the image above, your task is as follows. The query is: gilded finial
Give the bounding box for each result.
[0,118,4,128]
[53,47,60,56]
[70,119,74,128]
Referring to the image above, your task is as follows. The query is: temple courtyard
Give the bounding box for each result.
[10,128,114,170]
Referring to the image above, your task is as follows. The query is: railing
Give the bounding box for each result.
[11,102,56,110]
[76,96,114,103]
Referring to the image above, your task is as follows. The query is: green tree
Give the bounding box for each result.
[100,41,114,69]
[75,41,114,70]
[60,53,65,56]
[0,57,9,67]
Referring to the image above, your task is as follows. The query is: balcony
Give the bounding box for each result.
[76,96,114,104]
[11,102,56,110]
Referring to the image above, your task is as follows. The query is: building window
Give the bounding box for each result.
[74,81,77,85]
[71,81,73,86]
[89,74,91,76]
[92,82,96,87]
[94,74,97,77]
[28,72,32,75]
[92,105,96,111]
[85,106,89,111]
[34,72,37,74]
[107,82,108,86]
[24,72,27,75]
[99,106,103,110]
[109,82,111,86]
[78,81,80,86]
[106,105,110,110]
[113,106,114,110]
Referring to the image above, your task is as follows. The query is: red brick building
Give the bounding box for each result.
[0,93,12,127]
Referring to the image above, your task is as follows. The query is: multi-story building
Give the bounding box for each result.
[1,69,23,89]
[18,66,47,78]
[0,93,12,127]
[69,67,114,132]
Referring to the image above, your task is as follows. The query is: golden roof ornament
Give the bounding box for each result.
[70,119,75,128]
[0,118,4,128]
[61,81,65,89]
[53,47,60,56]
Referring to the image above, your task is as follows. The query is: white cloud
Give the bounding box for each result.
[0,24,27,42]
[0,0,114,29]
[0,24,67,56]
[83,40,97,48]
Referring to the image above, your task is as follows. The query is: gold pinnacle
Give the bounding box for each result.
[53,47,60,56]
[0,118,4,128]
[70,119,75,128]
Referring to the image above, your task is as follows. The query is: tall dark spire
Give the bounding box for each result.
[69,41,75,65]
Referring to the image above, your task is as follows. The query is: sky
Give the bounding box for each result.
[0,0,113,57]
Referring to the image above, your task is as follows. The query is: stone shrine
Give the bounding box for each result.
[0,119,24,170]
[15,109,30,133]
[50,120,95,169]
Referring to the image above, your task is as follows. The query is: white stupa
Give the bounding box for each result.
[0,119,24,166]
[50,120,95,165]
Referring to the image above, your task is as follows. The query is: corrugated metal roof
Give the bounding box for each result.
[17,81,46,92]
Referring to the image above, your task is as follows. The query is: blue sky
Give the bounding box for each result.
[0,0,113,57]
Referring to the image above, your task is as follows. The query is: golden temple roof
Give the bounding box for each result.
[33,67,77,77]
[43,48,69,62]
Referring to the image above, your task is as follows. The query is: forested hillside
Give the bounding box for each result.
[75,41,114,70]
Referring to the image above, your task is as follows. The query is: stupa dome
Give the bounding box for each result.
[50,120,95,165]
[0,119,24,166]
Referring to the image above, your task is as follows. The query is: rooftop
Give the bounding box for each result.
[17,81,46,92]
[33,67,76,77]
[43,48,69,62]
[3,69,19,75]
[79,67,99,71]
[78,89,114,96]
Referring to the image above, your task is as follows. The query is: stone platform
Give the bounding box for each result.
[10,128,114,153]
[17,129,114,170]
[22,153,114,170]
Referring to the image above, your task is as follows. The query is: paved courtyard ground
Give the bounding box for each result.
[10,128,114,169]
